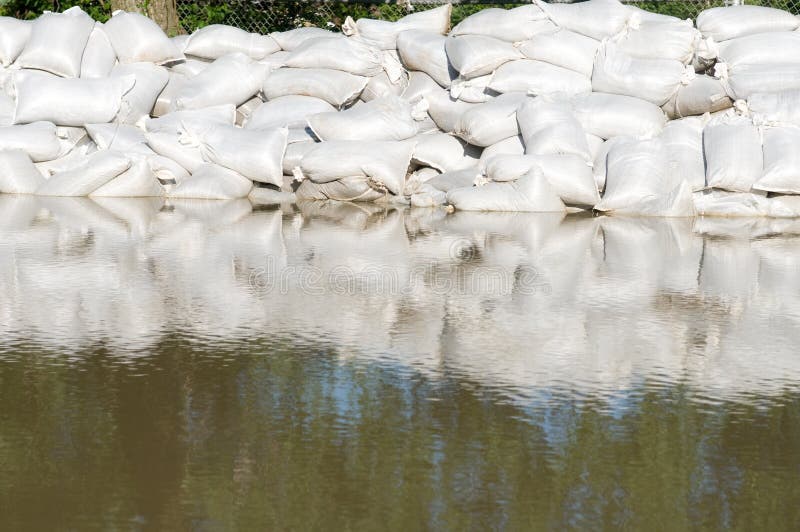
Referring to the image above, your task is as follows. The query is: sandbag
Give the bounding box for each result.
[103,10,183,64]
[168,163,253,200]
[449,75,494,103]
[412,131,480,172]
[517,30,600,78]
[145,104,236,134]
[488,59,592,96]
[15,6,95,78]
[717,32,800,68]
[262,67,367,107]
[180,122,287,186]
[90,158,164,197]
[696,5,799,41]
[145,131,205,173]
[80,23,116,78]
[282,139,315,175]
[13,71,135,127]
[661,116,707,191]
[112,63,169,124]
[596,137,694,216]
[479,135,525,164]
[85,123,152,155]
[592,43,694,106]
[571,92,667,139]
[592,136,627,192]
[415,80,477,133]
[703,117,763,192]
[396,30,453,87]
[447,169,566,212]
[720,62,800,100]
[612,20,700,64]
[184,24,280,60]
[235,96,263,126]
[36,150,131,197]
[662,75,732,119]
[426,168,479,192]
[754,126,800,194]
[295,175,384,203]
[245,95,335,130]
[343,5,451,50]
[746,90,800,126]
[172,53,264,110]
[284,36,383,76]
[450,5,555,42]
[445,35,522,80]
[297,140,414,196]
[0,121,64,162]
[410,183,447,207]
[482,153,599,206]
[517,97,591,160]
[0,149,45,194]
[361,68,409,102]
[307,95,423,141]
[271,27,337,51]
[453,92,526,147]
[0,17,31,67]
[535,0,634,41]
[152,73,186,117]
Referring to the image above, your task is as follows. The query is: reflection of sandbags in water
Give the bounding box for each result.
[89,197,165,238]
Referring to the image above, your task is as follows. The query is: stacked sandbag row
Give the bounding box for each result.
[2,2,800,218]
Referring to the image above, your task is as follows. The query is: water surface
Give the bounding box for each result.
[0,196,799,530]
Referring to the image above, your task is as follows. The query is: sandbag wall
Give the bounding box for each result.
[2,2,800,216]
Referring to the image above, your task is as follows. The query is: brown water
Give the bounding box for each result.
[1,195,799,530]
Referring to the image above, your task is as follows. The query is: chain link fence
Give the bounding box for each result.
[176,0,800,35]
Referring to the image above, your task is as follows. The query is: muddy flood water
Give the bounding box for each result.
[0,195,799,530]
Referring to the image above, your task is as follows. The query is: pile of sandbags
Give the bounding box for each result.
[2,2,800,217]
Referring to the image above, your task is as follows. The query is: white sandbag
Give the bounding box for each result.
[612,20,700,64]
[361,69,409,102]
[453,92,526,147]
[404,166,440,195]
[13,71,135,127]
[626,5,682,25]
[145,104,236,134]
[662,75,732,119]
[80,23,116,78]
[103,10,183,64]
[592,136,627,192]
[571,92,667,139]
[169,163,253,200]
[85,123,150,154]
[720,62,800,100]
[0,121,63,162]
[447,169,566,212]
[36,150,130,197]
[112,63,169,124]
[184,24,280,60]
[693,189,773,217]
[489,59,592,96]
[412,131,480,172]
[284,36,383,76]
[271,27,339,51]
[172,53,264,110]
[180,122,287,186]
[34,140,95,176]
[0,17,31,67]
[585,133,604,160]
[169,58,210,77]
[426,168,479,192]
[596,137,694,216]
[0,92,15,125]
[696,6,799,41]
[592,44,693,106]
[754,126,800,194]
[479,135,525,164]
[703,117,763,192]
[517,97,591,160]
[90,158,163,197]
[172,34,189,51]
[235,96,263,126]
[262,67,367,107]
[153,72,186,117]
[343,5,451,50]
[0,149,45,194]
[746,90,800,126]
[297,140,414,196]
[282,139,315,175]
[517,29,600,78]
[396,30,453,87]
[661,116,707,191]
[249,186,296,205]
[535,0,634,41]
[295,175,385,202]
[411,183,447,207]
[450,5,555,42]
[15,6,95,78]
[307,95,423,141]
[445,35,522,80]
[145,131,205,173]
[449,74,496,103]
[717,32,800,68]
[482,153,599,206]
[403,72,474,132]
[245,95,334,130]
[148,154,190,183]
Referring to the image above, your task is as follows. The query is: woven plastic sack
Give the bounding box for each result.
[184,24,280,60]
[262,67,367,107]
[447,169,566,212]
[103,10,183,64]
[36,150,131,197]
[15,6,95,78]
